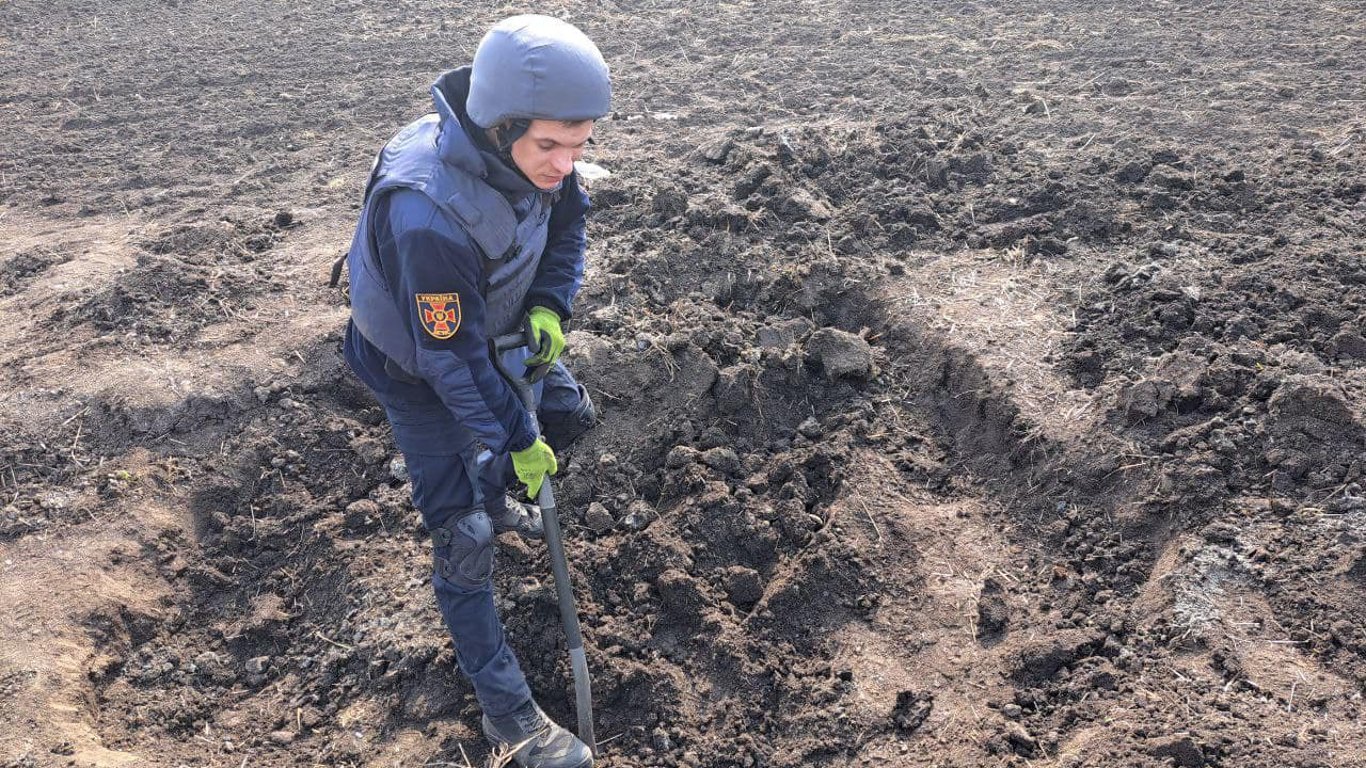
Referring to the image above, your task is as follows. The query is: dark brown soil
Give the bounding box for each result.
[1,1,1363,767]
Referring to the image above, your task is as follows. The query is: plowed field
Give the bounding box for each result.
[2,1,1363,766]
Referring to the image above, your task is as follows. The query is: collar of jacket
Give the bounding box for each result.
[431,67,546,200]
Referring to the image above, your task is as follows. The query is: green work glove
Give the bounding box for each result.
[524,306,566,367]
[511,438,558,500]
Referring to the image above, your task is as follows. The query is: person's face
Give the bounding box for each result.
[509,119,594,191]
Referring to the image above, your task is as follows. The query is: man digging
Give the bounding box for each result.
[338,15,608,768]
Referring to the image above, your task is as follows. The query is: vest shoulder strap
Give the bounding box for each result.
[371,116,520,261]
[436,174,518,261]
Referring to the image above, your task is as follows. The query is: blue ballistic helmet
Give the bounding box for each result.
[466,15,612,129]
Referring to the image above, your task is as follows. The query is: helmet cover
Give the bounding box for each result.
[467,15,612,129]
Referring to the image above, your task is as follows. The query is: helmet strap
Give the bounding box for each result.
[489,119,531,154]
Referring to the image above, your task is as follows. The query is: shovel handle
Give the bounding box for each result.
[491,317,552,398]
[491,322,539,411]
[489,321,596,754]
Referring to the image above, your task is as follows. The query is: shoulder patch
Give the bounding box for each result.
[416,293,462,339]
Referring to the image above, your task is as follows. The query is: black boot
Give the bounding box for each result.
[483,700,592,768]
[489,495,544,540]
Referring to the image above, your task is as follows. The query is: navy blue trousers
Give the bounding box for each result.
[353,344,585,717]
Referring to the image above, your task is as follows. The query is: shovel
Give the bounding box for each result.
[489,323,597,757]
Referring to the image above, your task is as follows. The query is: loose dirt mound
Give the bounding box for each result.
[2,1,1364,767]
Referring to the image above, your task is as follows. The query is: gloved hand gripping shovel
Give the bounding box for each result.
[490,324,597,757]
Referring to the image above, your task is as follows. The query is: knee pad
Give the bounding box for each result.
[431,511,495,588]
[541,385,597,451]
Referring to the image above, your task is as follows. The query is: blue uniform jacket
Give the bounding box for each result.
[345,75,590,456]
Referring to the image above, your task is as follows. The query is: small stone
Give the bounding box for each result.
[37,492,68,511]
[499,535,533,564]
[574,161,611,181]
[622,501,656,531]
[268,730,296,745]
[925,157,950,185]
[699,138,733,164]
[344,500,380,528]
[1329,329,1366,360]
[702,447,741,475]
[806,328,874,379]
[652,188,689,218]
[656,569,707,618]
[245,656,270,675]
[1005,722,1038,756]
[899,203,941,230]
[891,690,933,732]
[721,566,764,606]
[1151,735,1204,767]
[975,578,1009,642]
[796,416,824,438]
[756,327,791,349]
[1099,77,1137,96]
[665,445,699,469]
[757,318,814,348]
[389,456,409,483]
[349,437,386,465]
[651,727,672,751]
[1002,703,1023,719]
[1115,162,1150,184]
[785,188,833,220]
[1149,168,1195,190]
[584,502,615,533]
